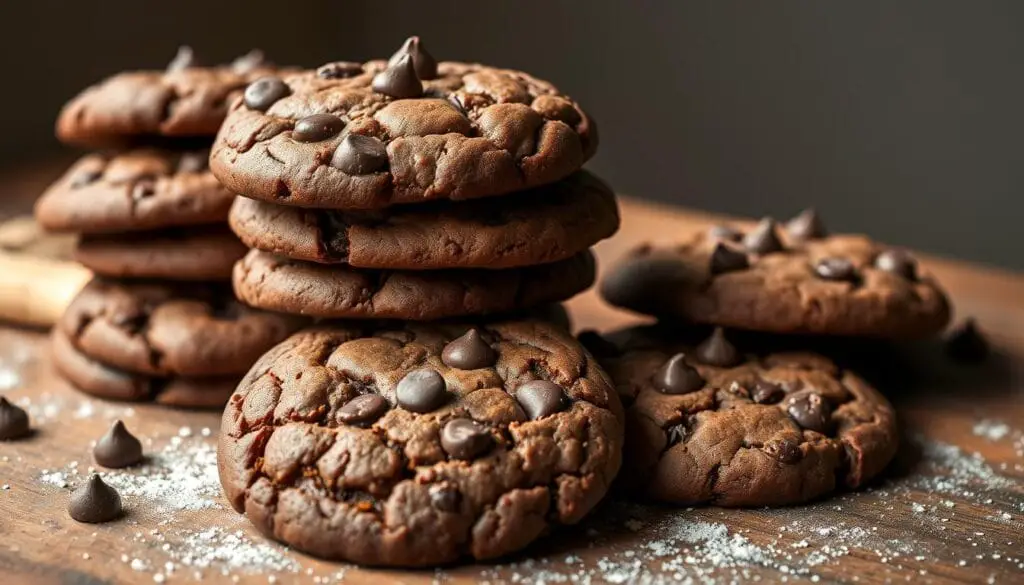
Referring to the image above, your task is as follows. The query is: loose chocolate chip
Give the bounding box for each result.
[396,369,447,413]
[785,208,827,241]
[93,420,143,468]
[244,77,292,112]
[70,169,102,189]
[787,393,832,433]
[708,225,743,242]
[177,151,208,173]
[874,249,917,280]
[166,46,196,73]
[231,49,265,75]
[337,394,389,426]
[441,329,496,370]
[388,36,438,80]
[709,243,749,275]
[372,54,423,99]
[814,257,857,282]
[751,380,785,404]
[440,418,493,460]
[653,354,705,395]
[0,397,30,440]
[292,113,345,143]
[577,329,620,358]
[743,217,784,255]
[766,438,803,463]
[331,134,388,175]
[515,380,567,420]
[945,319,989,364]
[68,474,122,523]
[429,484,461,513]
[695,327,742,367]
[317,61,364,79]
[666,423,687,447]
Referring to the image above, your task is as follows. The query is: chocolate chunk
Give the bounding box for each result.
[0,397,30,440]
[515,380,567,420]
[244,77,292,112]
[177,151,208,174]
[945,319,989,364]
[317,61,364,79]
[708,225,743,242]
[70,169,102,189]
[396,369,447,413]
[709,243,749,275]
[93,420,143,468]
[695,327,741,367]
[292,113,345,143]
[441,329,496,370]
[440,418,493,460]
[653,354,705,395]
[785,209,827,241]
[337,394,389,426]
[388,36,438,80]
[743,217,784,255]
[874,249,917,280]
[372,54,423,99]
[814,257,857,282]
[766,438,803,463]
[231,49,266,75]
[166,46,196,73]
[751,380,785,404]
[429,484,461,513]
[331,134,388,175]
[787,393,832,433]
[68,474,122,523]
[577,329,620,358]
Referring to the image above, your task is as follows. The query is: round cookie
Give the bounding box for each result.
[228,170,618,269]
[584,324,898,507]
[51,329,235,408]
[218,319,623,566]
[75,226,247,281]
[233,249,596,320]
[35,149,233,234]
[600,212,950,338]
[60,278,306,377]
[211,41,596,210]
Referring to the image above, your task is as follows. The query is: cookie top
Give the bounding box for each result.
[56,48,283,146]
[218,319,623,566]
[60,278,305,377]
[229,170,618,269]
[232,249,596,320]
[584,324,897,507]
[600,212,951,338]
[75,226,247,281]
[35,149,233,234]
[210,39,596,210]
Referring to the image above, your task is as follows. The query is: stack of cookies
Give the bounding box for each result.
[35,48,304,408]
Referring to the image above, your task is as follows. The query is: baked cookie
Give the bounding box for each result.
[51,329,234,408]
[35,149,233,234]
[600,212,950,338]
[228,171,618,269]
[75,226,247,281]
[218,319,623,566]
[59,278,305,377]
[584,324,898,506]
[210,38,596,210]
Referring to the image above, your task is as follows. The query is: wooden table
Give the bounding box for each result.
[0,170,1022,584]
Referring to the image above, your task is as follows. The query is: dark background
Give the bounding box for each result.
[2,1,1021,269]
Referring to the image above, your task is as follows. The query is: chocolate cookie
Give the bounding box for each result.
[59,278,305,377]
[232,249,595,320]
[35,149,233,234]
[228,171,618,269]
[218,319,623,566]
[211,42,596,210]
[600,214,950,338]
[587,324,897,506]
[51,329,235,408]
[75,226,247,281]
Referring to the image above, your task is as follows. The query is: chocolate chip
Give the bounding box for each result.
[787,393,832,433]
[785,208,827,241]
[372,54,423,99]
[68,474,122,523]
[766,438,803,463]
[751,380,785,404]
[945,319,989,364]
[388,36,438,80]
[0,397,30,440]
[231,49,266,74]
[515,380,567,420]
[396,369,447,413]
[317,61,364,79]
[577,329,620,358]
[331,134,388,175]
[743,217,784,255]
[177,151,208,173]
[440,418,493,460]
[130,178,156,201]
[653,354,705,395]
[70,169,102,189]
[244,77,292,112]
[441,329,496,370]
[666,423,687,447]
[337,394,389,426]
[708,225,743,242]
[166,46,196,73]
[292,113,345,143]
[695,327,742,367]
[709,243,749,275]
[93,420,143,468]
[814,257,857,282]
[874,249,917,280]
[429,484,461,513]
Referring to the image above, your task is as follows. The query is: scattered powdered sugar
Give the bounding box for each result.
[908,435,1018,495]
[974,420,1011,442]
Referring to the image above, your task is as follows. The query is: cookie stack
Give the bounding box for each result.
[35,48,304,408]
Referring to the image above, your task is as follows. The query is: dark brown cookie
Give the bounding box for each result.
[210,57,597,210]
[217,319,623,566]
[51,329,235,408]
[594,324,898,506]
[35,149,233,234]
[59,278,305,377]
[75,226,247,281]
[600,217,950,338]
[228,171,618,269]
[232,249,596,320]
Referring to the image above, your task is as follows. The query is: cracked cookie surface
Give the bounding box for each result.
[75,225,247,281]
[217,319,623,566]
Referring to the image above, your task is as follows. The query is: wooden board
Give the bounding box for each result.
[1,198,1023,585]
